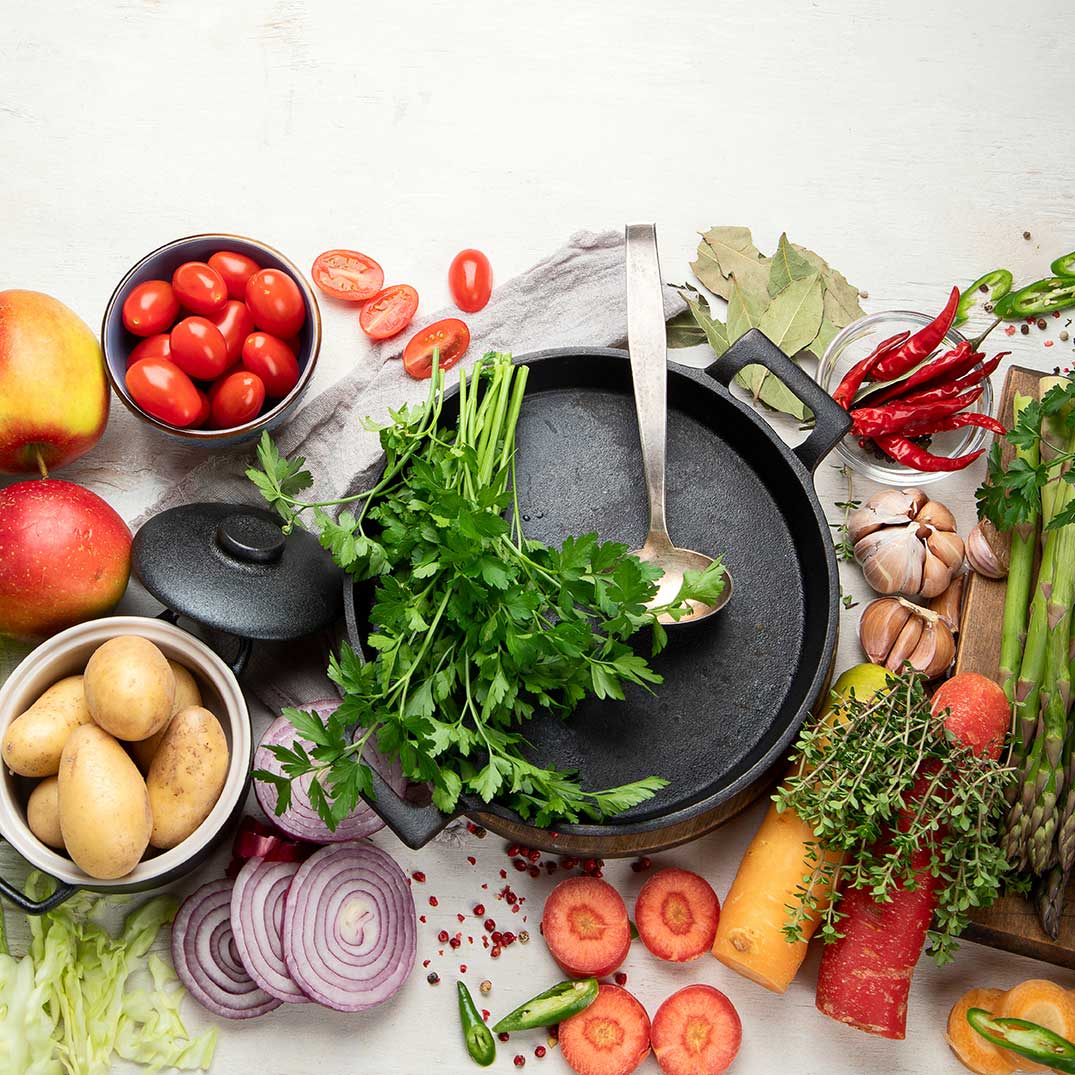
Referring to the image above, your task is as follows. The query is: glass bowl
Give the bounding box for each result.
[816,310,993,486]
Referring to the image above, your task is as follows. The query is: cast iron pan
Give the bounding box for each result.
[346,329,851,853]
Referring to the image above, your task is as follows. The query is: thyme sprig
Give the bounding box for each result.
[776,669,1020,966]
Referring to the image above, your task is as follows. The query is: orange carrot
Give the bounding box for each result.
[998,980,1075,1073]
[945,988,1015,1075]
[712,664,890,993]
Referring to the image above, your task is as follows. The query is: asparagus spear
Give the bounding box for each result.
[1035,863,1069,940]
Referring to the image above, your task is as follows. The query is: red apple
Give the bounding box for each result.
[0,479,131,640]
[0,290,109,474]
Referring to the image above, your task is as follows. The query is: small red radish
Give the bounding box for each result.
[559,983,650,1075]
[542,876,631,979]
[635,867,720,962]
[651,984,742,1075]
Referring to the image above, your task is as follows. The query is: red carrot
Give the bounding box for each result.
[814,674,1009,1039]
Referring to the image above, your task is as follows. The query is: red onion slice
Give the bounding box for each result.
[254,700,407,842]
[282,841,416,1012]
[231,858,310,1004]
[172,879,281,1020]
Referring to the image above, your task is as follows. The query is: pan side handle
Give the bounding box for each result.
[704,328,851,473]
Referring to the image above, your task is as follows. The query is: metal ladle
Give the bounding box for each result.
[625,222,732,624]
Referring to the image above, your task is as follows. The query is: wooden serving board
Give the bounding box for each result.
[958,364,1075,967]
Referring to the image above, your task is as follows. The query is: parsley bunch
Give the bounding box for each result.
[776,670,1019,966]
[248,352,726,829]
[977,375,1075,532]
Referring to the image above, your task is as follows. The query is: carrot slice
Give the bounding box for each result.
[651,984,742,1075]
[945,988,1015,1075]
[998,979,1075,1073]
[559,983,651,1075]
[542,876,631,979]
[636,868,720,962]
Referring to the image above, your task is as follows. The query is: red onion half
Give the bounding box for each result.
[282,841,416,1012]
[172,879,281,1020]
[231,858,310,1004]
[254,700,407,842]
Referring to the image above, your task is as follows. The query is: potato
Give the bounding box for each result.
[27,776,64,849]
[147,705,229,850]
[84,636,175,741]
[129,661,202,773]
[58,724,151,879]
[2,675,93,777]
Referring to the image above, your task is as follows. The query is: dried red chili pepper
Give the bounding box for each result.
[871,286,961,380]
[850,387,984,437]
[831,330,910,409]
[874,433,984,471]
[897,411,1006,438]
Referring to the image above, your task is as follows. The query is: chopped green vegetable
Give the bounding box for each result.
[0,873,215,1075]
[458,981,496,1066]
[492,978,599,1032]
[249,353,726,829]
[955,269,1013,325]
[967,1008,1075,1073]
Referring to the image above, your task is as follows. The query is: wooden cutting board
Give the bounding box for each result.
[958,364,1075,967]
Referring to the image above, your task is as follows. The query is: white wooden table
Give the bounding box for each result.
[2,1,1074,1071]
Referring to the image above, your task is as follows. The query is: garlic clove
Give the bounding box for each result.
[908,620,956,679]
[925,528,966,573]
[920,551,955,599]
[859,598,911,665]
[965,520,1010,579]
[847,488,928,544]
[855,525,925,595]
[928,574,965,634]
[915,499,958,534]
[886,613,925,670]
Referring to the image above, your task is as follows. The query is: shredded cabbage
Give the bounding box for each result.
[0,874,217,1075]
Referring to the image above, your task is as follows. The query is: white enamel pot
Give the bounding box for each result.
[0,616,251,913]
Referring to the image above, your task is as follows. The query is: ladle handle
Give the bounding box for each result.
[625,223,670,540]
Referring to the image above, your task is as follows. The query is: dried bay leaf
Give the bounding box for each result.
[804,316,840,361]
[789,241,865,327]
[682,290,729,356]
[768,233,816,297]
[690,226,769,300]
[758,273,823,356]
[727,280,767,344]
[666,307,706,348]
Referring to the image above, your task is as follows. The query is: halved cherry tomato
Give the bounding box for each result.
[126,357,202,427]
[359,284,419,340]
[122,280,180,336]
[448,249,492,313]
[209,299,256,365]
[241,332,300,397]
[208,250,261,300]
[172,261,228,317]
[210,371,266,429]
[170,316,229,380]
[245,268,306,338]
[402,318,470,380]
[311,249,384,302]
[126,332,172,369]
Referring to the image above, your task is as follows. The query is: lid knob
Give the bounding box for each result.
[215,513,286,564]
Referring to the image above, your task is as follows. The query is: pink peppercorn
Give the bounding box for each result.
[535,1045,547,1058]
[514,1056,526,1067]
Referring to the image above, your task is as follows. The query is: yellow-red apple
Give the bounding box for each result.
[0,479,131,640]
[0,290,109,474]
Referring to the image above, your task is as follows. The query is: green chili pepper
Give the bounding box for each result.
[1052,251,1075,278]
[967,1008,1075,1073]
[457,981,496,1067]
[955,269,1013,325]
[492,978,600,1033]
[996,277,1075,318]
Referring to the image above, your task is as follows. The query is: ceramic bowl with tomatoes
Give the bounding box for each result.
[101,234,320,444]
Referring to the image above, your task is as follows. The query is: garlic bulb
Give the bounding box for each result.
[849,487,965,599]
[965,519,1010,579]
[858,596,956,680]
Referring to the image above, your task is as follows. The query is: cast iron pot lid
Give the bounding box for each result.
[133,502,343,641]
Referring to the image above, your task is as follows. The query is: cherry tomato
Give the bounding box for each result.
[241,332,300,397]
[359,284,419,340]
[210,371,266,429]
[448,249,492,313]
[311,249,384,302]
[125,357,202,427]
[170,316,229,380]
[190,388,211,429]
[171,261,228,317]
[402,318,471,380]
[122,280,180,336]
[245,268,306,338]
[208,299,256,365]
[208,250,261,300]
[126,332,172,370]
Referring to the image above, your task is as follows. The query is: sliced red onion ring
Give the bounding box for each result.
[231,858,310,1004]
[254,700,407,842]
[283,841,416,1012]
[172,879,281,1020]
